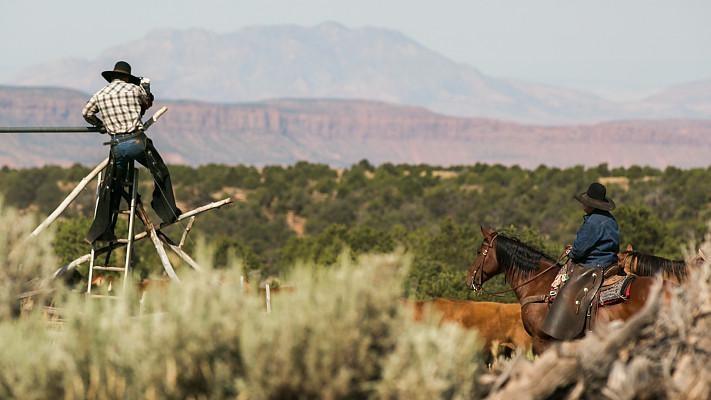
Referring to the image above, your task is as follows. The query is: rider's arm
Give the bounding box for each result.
[82,95,104,129]
[136,85,153,115]
[569,218,602,261]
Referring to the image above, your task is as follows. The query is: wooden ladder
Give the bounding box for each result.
[86,161,139,297]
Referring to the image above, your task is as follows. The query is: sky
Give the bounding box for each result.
[1,0,709,101]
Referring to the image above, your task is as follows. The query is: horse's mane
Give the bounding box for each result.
[624,251,687,281]
[494,235,555,283]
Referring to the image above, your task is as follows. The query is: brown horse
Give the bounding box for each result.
[466,227,659,354]
[619,245,705,285]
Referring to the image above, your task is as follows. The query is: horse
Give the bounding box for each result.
[408,298,531,361]
[466,227,659,354]
[618,245,705,285]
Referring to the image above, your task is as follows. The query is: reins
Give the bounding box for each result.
[470,233,564,297]
[477,263,561,297]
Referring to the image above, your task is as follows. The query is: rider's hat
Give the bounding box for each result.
[101,61,141,85]
[574,182,615,211]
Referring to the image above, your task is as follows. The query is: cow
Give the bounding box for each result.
[407,298,531,362]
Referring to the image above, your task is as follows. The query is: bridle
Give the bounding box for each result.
[469,233,498,292]
[468,233,562,297]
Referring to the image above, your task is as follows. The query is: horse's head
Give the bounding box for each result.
[618,244,635,274]
[690,249,706,269]
[466,226,501,292]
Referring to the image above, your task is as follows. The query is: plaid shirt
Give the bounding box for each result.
[82,80,151,134]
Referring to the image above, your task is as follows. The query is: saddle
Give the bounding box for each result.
[541,263,635,340]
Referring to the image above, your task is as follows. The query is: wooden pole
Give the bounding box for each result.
[53,254,92,278]
[52,198,232,278]
[149,228,180,282]
[156,230,202,271]
[142,106,167,130]
[162,238,202,271]
[170,198,233,224]
[30,157,109,237]
[178,216,195,248]
[135,200,180,283]
[266,283,272,313]
[0,127,101,133]
[1,107,167,134]
[85,170,105,294]
[122,166,139,292]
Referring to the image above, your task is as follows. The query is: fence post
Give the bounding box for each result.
[265,283,272,313]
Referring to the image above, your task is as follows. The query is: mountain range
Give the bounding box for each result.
[10,23,711,124]
[2,85,711,168]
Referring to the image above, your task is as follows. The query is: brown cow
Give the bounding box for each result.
[408,298,531,361]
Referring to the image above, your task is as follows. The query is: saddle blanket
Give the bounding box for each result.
[598,274,635,306]
[549,265,635,307]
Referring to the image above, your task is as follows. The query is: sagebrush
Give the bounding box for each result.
[0,242,482,399]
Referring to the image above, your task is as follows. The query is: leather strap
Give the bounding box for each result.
[521,294,549,308]
[477,263,561,297]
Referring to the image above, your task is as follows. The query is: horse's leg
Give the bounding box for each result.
[520,303,552,355]
[522,303,552,332]
[531,336,551,354]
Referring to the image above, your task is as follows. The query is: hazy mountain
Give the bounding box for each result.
[639,79,711,117]
[2,86,710,168]
[8,23,650,124]
[13,23,711,124]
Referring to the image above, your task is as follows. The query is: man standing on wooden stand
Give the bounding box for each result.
[82,61,181,243]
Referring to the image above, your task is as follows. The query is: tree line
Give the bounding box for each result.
[1,161,708,301]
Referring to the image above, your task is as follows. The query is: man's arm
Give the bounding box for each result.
[569,218,602,261]
[81,95,104,129]
[136,85,153,116]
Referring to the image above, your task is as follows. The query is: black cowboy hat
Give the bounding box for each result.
[574,182,616,211]
[101,61,141,85]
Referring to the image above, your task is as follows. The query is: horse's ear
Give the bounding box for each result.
[626,244,634,252]
[480,226,494,237]
[698,248,707,260]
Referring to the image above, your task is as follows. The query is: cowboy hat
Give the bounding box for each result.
[101,61,141,85]
[574,182,615,211]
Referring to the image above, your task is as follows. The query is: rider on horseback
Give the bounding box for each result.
[542,182,621,340]
[568,182,619,268]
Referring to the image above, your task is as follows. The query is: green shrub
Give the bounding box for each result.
[0,250,484,399]
[377,322,480,400]
[240,253,405,399]
[0,200,57,321]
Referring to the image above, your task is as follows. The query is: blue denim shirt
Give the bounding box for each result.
[570,210,619,267]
